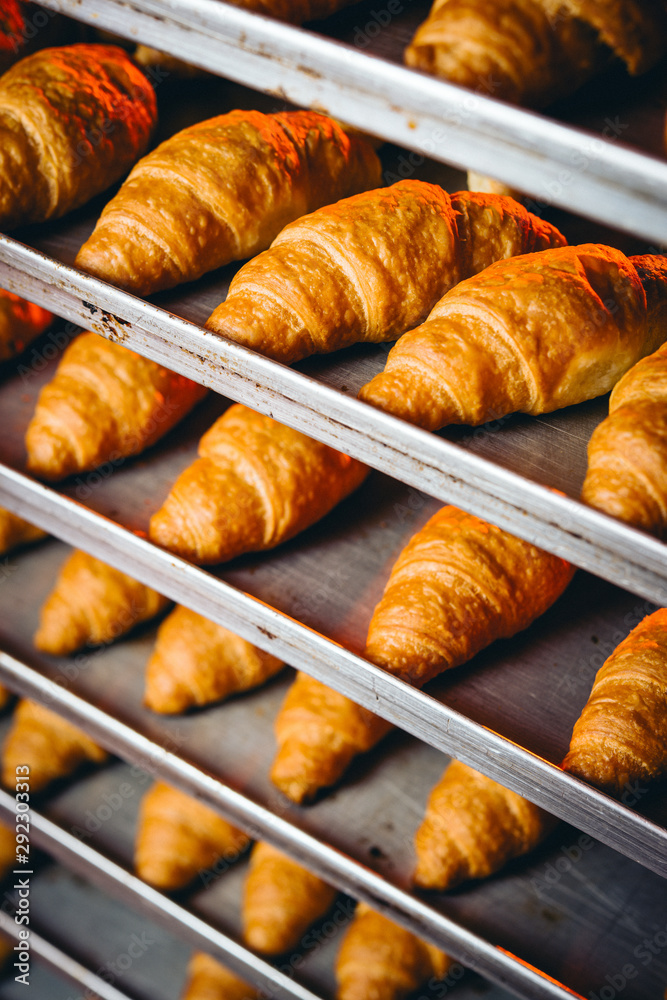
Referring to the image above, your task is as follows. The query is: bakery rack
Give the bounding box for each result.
[0,1,665,998]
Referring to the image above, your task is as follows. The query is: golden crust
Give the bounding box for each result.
[75,110,381,296]
[0,290,52,361]
[144,605,284,713]
[181,953,259,1000]
[562,608,667,795]
[242,842,337,954]
[149,404,369,565]
[135,782,250,890]
[206,182,564,364]
[34,549,169,656]
[359,245,664,432]
[0,44,156,229]
[25,332,208,482]
[414,760,554,890]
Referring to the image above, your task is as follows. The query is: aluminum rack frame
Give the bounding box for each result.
[37,0,667,244]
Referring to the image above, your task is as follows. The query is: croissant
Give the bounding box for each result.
[205,181,565,364]
[562,609,667,796]
[135,782,250,890]
[359,246,667,431]
[25,331,208,481]
[405,0,667,109]
[133,45,207,79]
[0,289,52,361]
[581,340,667,536]
[414,760,555,890]
[0,508,45,554]
[335,903,451,1000]
[144,605,284,713]
[149,403,369,564]
[34,549,169,656]
[1,699,107,792]
[0,44,156,230]
[75,109,381,296]
[270,671,392,804]
[242,841,337,954]
[181,953,259,1000]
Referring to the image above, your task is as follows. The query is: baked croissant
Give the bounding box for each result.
[335,903,451,1000]
[270,672,392,804]
[206,181,565,364]
[405,0,667,109]
[0,508,45,554]
[34,549,169,656]
[1,699,107,792]
[0,289,52,360]
[0,44,156,230]
[366,505,574,687]
[149,403,369,564]
[414,760,555,890]
[75,110,381,296]
[359,246,667,431]
[562,609,667,796]
[581,340,667,536]
[243,841,337,954]
[135,782,250,890]
[25,331,208,481]
[181,953,259,1000]
[144,605,284,713]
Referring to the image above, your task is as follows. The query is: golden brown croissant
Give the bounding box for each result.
[25,331,208,481]
[270,672,392,804]
[414,760,555,890]
[0,44,156,230]
[34,549,169,656]
[0,508,45,554]
[0,289,52,361]
[75,110,381,296]
[1,699,107,792]
[581,339,667,536]
[135,782,250,890]
[206,181,565,364]
[359,246,667,432]
[366,505,574,687]
[149,403,369,564]
[181,953,259,1000]
[144,605,284,713]
[405,0,667,109]
[335,903,452,1000]
[242,841,337,954]
[562,608,667,796]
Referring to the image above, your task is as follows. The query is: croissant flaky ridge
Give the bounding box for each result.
[359,246,667,431]
[75,109,381,296]
[0,44,156,230]
[205,181,565,364]
[149,404,369,565]
[562,608,667,796]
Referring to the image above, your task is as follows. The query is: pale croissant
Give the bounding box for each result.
[75,110,381,296]
[0,508,45,554]
[206,181,565,364]
[181,952,259,1000]
[1,700,107,792]
[135,782,250,890]
[25,331,208,481]
[335,903,451,1000]
[34,549,169,656]
[405,0,667,109]
[359,246,667,431]
[0,44,156,230]
[149,403,369,564]
[0,290,52,361]
[144,605,284,713]
[242,841,337,954]
[581,339,667,536]
[562,608,667,796]
[414,760,555,889]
